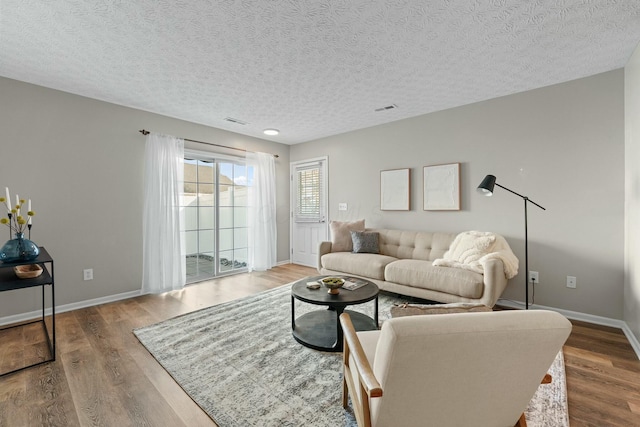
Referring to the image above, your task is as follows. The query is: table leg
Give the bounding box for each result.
[51,281,56,360]
[374,295,379,326]
[291,295,295,330]
[335,306,346,350]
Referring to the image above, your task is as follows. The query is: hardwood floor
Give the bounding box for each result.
[1,263,639,426]
[563,321,640,426]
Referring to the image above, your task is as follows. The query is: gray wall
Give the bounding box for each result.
[291,70,625,319]
[0,77,290,317]
[625,44,640,342]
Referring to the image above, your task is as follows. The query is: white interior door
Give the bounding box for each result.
[290,157,328,267]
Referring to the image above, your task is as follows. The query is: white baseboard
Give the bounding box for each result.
[0,289,142,327]
[276,259,291,266]
[621,323,640,360]
[497,299,640,360]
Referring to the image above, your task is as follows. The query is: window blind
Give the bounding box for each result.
[294,163,323,223]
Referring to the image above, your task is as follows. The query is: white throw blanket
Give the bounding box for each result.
[433,231,519,279]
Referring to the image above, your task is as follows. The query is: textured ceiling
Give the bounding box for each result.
[2,1,640,144]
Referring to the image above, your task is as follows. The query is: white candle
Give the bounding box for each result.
[4,187,10,213]
[28,199,32,225]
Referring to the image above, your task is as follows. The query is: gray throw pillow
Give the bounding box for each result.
[351,231,379,254]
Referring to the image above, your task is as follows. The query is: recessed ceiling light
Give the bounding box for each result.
[263,129,279,136]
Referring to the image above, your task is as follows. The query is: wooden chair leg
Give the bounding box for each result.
[342,336,350,408]
[342,376,349,408]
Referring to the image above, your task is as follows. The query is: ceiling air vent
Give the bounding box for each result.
[374,104,398,112]
[224,117,249,125]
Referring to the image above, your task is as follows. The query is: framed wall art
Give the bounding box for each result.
[380,168,410,211]
[423,163,460,211]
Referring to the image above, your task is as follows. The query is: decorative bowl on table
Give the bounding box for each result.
[321,277,345,295]
[14,264,43,279]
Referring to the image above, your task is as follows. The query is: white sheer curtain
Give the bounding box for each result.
[247,152,277,271]
[142,133,186,294]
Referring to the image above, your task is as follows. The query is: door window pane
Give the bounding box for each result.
[198,230,215,253]
[219,228,233,251]
[234,164,247,182]
[234,228,248,248]
[184,158,198,184]
[219,207,233,229]
[219,250,234,272]
[234,207,247,228]
[181,192,196,206]
[234,185,248,206]
[184,207,198,231]
[197,252,215,275]
[219,163,233,181]
[184,231,197,255]
[198,161,214,183]
[198,207,215,230]
[234,248,248,269]
[198,183,214,206]
[219,185,233,206]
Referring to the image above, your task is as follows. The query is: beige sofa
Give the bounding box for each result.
[317,228,516,308]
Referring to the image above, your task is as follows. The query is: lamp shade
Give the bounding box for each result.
[477,174,496,196]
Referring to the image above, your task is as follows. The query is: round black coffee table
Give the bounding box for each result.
[291,275,379,352]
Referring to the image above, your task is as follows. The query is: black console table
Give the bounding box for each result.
[0,247,55,376]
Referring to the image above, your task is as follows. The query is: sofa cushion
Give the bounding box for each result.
[321,252,397,280]
[384,259,484,299]
[330,219,365,252]
[351,231,380,254]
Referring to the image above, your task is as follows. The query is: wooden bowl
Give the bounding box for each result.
[14,264,43,279]
[321,277,345,294]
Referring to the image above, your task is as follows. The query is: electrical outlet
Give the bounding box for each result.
[338,203,348,211]
[566,276,576,289]
[529,271,539,284]
[83,269,93,281]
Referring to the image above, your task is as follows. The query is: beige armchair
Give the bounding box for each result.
[340,310,572,427]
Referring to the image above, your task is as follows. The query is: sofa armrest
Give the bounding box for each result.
[480,258,509,307]
[317,241,333,272]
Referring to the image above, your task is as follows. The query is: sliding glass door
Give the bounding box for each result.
[182,154,250,283]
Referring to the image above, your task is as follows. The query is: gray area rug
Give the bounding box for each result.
[133,284,569,427]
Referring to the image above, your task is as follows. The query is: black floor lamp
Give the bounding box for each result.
[477,174,546,309]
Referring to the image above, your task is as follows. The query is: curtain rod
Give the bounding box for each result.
[139,129,279,158]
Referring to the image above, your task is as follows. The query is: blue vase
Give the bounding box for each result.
[0,232,39,262]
